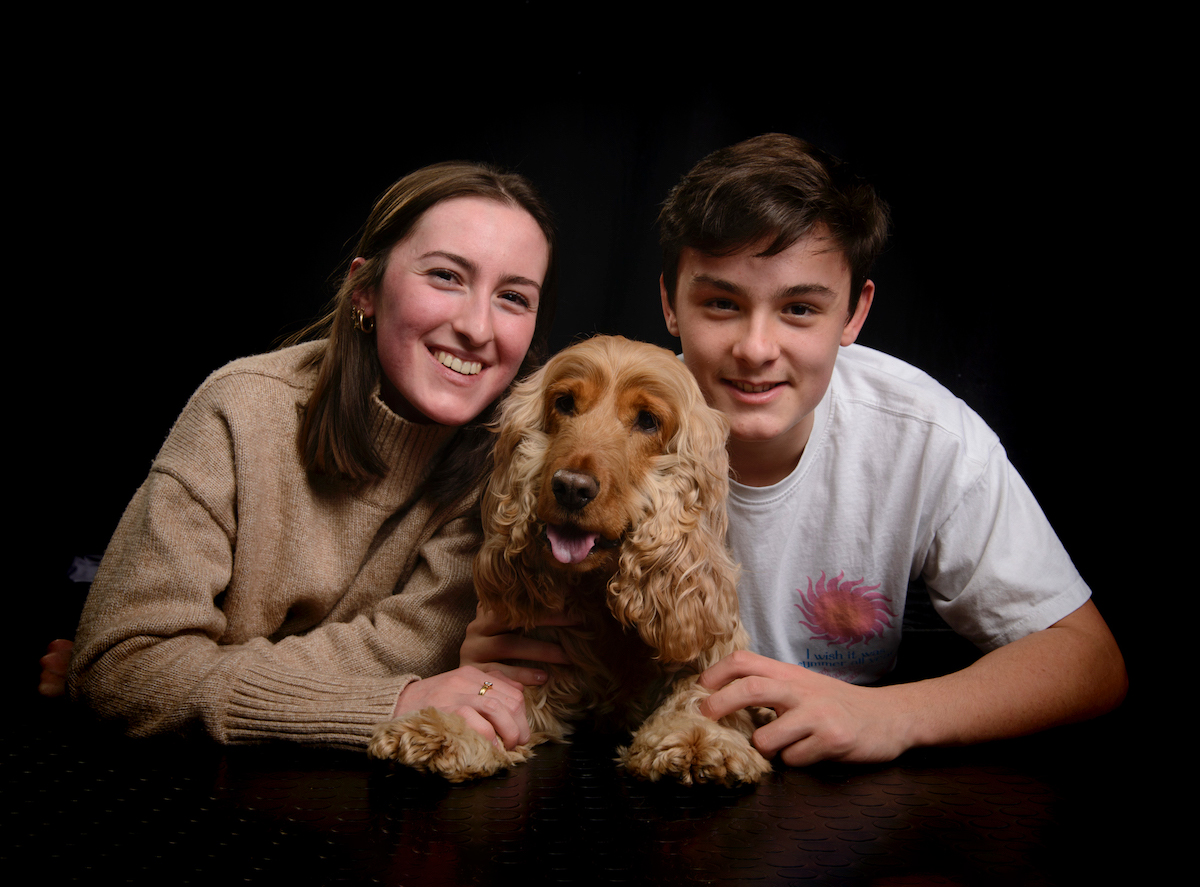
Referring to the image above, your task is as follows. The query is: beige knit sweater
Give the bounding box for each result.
[69,342,482,750]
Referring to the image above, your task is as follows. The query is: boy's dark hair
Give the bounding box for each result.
[659,133,890,316]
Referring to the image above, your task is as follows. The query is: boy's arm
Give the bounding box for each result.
[699,599,1126,765]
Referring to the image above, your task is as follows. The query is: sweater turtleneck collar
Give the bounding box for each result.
[363,385,461,505]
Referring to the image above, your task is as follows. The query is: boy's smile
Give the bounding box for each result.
[661,230,873,486]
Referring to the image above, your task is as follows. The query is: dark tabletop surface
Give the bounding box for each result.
[6,681,1140,887]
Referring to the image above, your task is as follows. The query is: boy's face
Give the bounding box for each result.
[661,230,873,484]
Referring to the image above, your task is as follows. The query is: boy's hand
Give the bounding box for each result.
[698,650,912,766]
[459,604,578,687]
[699,602,1127,766]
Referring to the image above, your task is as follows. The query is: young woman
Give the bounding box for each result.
[64,162,563,752]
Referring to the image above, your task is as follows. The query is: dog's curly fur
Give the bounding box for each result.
[369,336,772,785]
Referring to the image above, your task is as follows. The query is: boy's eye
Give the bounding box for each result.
[785,304,813,317]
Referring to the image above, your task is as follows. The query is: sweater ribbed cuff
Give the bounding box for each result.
[220,667,418,750]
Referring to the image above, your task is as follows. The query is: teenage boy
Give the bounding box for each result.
[659,134,1126,766]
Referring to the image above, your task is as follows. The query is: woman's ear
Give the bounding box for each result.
[349,257,375,316]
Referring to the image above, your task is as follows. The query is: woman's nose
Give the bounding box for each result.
[452,292,493,346]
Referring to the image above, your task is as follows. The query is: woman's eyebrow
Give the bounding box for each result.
[419,250,542,291]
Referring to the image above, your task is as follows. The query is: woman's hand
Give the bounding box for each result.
[38,639,74,698]
[698,650,911,766]
[459,604,576,686]
[392,666,531,751]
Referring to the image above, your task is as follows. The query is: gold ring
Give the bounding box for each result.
[478,681,494,696]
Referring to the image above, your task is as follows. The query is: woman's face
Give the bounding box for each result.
[353,196,550,426]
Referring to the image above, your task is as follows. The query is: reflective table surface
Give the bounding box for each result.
[6,688,1137,886]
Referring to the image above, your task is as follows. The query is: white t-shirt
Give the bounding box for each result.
[726,344,1090,683]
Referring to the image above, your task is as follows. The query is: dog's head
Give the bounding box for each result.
[476,335,740,662]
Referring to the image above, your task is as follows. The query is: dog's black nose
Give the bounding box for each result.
[552,469,599,510]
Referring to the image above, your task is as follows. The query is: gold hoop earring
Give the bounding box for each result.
[352,305,375,334]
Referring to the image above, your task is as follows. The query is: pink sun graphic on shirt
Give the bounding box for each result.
[796,571,894,646]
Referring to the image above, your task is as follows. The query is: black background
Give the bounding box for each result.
[16,31,1173,709]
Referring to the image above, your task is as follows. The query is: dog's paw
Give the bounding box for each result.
[618,718,772,786]
[369,707,532,782]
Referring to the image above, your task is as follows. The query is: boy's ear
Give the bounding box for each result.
[841,280,874,346]
[660,275,680,337]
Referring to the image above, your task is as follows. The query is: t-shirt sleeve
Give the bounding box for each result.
[921,443,1091,652]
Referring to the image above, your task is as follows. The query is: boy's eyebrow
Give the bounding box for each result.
[419,250,543,292]
[690,273,744,295]
[778,282,838,301]
[690,273,838,301]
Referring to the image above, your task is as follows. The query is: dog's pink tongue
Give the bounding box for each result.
[547,525,599,565]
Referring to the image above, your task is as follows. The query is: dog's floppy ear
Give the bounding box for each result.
[473,362,554,622]
[609,394,741,663]
[486,363,550,516]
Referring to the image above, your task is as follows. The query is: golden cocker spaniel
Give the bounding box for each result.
[370,335,771,785]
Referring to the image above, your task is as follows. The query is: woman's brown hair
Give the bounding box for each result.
[287,161,558,500]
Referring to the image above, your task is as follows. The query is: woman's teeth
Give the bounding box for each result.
[436,351,482,376]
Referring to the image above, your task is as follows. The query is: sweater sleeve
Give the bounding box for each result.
[68,354,480,751]
[69,470,478,750]
[219,507,482,747]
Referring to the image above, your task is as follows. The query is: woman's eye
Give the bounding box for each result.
[635,410,659,433]
[554,393,575,415]
[429,269,458,284]
[500,291,532,310]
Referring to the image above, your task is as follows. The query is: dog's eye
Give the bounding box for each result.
[635,410,660,434]
[554,393,575,416]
